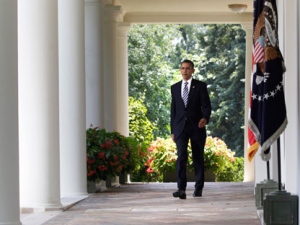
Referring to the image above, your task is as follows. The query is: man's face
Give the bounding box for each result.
[180,62,194,81]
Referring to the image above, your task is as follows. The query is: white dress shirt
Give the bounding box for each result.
[181,77,192,98]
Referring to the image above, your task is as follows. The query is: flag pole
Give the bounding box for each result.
[265,147,270,180]
[266,161,270,180]
[277,138,282,191]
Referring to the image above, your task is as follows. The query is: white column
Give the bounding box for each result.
[241,23,255,182]
[58,0,87,197]
[85,0,105,128]
[103,5,122,132]
[19,0,61,210]
[117,23,131,136]
[281,0,299,194]
[0,1,21,224]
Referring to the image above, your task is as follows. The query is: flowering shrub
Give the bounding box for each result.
[146,136,240,181]
[204,136,235,173]
[215,157,244,181]
[146,138,177,173]
[86,126,147,182]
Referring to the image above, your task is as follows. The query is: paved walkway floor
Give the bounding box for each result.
[22,182,261,225]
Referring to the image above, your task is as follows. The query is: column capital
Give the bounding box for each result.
[85,0,109,4]
[104,5,122,21]
[241,22,253,33]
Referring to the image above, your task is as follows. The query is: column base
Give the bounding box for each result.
[0,221,22,225]
[119,173,131,184]
[20,204,62,214]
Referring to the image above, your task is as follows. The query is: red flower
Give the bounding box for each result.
[106,140,112,148]
[87,170,96,176]
[147,146,154,152]
[98,152,106,159]
[148,156,154,164]
[146,167,154,173]
[98,165,107,171]
[109,161,119,166]
[87,158,95,164]
[100,143,106,148]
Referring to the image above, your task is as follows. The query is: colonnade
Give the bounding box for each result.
[0,0,258,224]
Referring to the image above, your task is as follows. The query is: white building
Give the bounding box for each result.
[0,0,298,224]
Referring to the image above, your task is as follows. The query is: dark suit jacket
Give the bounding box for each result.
[171,78,211,140]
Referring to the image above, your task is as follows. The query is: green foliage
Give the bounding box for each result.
[86,127,147,182]
[128,24,181,138]
[128,96,157,182]
[144,136,239,181]
[215,157,244,182]
[128,24,246,157]
[128,96,155,144]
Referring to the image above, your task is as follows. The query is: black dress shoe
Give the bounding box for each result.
[193,189,202,197]
[173,190,186,199]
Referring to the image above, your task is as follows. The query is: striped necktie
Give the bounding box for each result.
[182,82,188,107]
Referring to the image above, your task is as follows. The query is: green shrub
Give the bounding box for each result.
[129,97,156,144]
[215,157,244,181]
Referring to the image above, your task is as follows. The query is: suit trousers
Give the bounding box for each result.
[175,121,206,191]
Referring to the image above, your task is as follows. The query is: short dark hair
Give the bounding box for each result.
[181,59,194,68]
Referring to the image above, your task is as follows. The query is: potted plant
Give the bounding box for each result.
[86,126,147,185]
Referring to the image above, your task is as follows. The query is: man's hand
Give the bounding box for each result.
[198,118,207,128]
[171,134,175,142]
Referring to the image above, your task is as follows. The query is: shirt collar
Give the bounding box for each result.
[182,77,192,84]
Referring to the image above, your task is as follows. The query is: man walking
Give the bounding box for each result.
[171,59,211,199]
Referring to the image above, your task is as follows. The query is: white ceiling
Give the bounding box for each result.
[111,0,254,23]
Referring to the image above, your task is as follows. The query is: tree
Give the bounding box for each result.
[128,24,181,138]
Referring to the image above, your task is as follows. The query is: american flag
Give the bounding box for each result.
[254,36,264,63]
[248,0,287,161]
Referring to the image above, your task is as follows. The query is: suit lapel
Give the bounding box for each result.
[176,82,185,107]
[186,79,196,107]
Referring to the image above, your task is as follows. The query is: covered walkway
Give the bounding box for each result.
[21,182,261,225]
